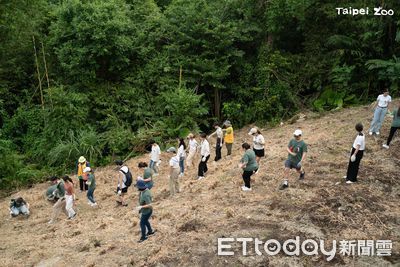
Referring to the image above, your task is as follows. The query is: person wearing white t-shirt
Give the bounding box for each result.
[369,89,392,135]
[345,123,365,184]
[248,127,265,166]
[209,123,223,161]
[186,133,198,169]
[149,140,161,175]
[167,147,180,195]
[198,133,210,180]
[177,138,187,176]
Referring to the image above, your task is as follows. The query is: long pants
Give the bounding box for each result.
[140,210,153,239]
[369,107,387,133]
[87,187,96,204]
[65,195,76,218]
[386,127,399,145]
[346,148,364,182]
[226,143,233,156]
[186,150,196,167]
[149,160,159,174]
[10,205,29,216]
[51,198,67,221]
[79,178,88,191]
[198,155,210,177]
[169,168,180,195]
[215,138,222,161]
[179,158,185,174]
[242,170,256,188]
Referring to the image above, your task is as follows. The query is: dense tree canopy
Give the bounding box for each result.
[0,0,399,188]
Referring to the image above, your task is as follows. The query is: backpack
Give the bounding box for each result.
[120,167,132,187]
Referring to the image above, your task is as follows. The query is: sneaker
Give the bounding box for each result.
[343,176,347,179]
[138,237,148,243]
[197,176,204,180]
[88,201,93,205]
[179,173,184,177]
[346,180,354,184]
[91,202,98,207]
[48,220,55,224]
[279,181,289,190]
[299,171,305,180]
[241,186,252,191]
[68,213,77,220]
[147,230,157,236]
[376,132,380,135]
[369,131,373,135]
[382,144,389,149]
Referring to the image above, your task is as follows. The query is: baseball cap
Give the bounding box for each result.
[248,127,258,135]
[294,129,302,136]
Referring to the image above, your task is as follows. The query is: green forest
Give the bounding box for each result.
[0,0,399,189]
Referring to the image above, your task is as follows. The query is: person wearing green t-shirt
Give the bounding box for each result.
[280,129,308,190]
[136,180,156,243]
[84,167,97,207]
[383,105,400,149]
[238,143,259,191]
[138,162,154,189]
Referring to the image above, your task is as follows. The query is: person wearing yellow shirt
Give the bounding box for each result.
[76,156,90,192]
[223,120,234,156]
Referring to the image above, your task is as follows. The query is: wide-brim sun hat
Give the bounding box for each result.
[187,133,194,139]
[223,120,232,127]
[78,156,86,163]
[83,167,91,173]
[248,127,257,135]
[166,147,177,153]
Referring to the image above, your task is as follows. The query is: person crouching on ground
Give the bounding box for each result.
[167,147,180,195]
[62,176,76,219]
[9,197,30,218]
[238,143,258,191]
[279,129,307,190]
[344,123,365,184]
[136,180,156,243]
[84,167,97,206]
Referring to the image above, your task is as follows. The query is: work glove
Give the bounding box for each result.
[136,206,143,212]
[296,162,302,169]
[350,155,356,162]
[202,156,206,162]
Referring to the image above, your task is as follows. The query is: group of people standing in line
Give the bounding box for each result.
[9,90,398,243]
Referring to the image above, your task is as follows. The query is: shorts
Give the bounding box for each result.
[253,149,265,157]
[285,160,301,170]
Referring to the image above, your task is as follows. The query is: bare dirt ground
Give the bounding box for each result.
[0,104,399,267]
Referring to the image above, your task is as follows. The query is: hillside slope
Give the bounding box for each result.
[0,105,399,267]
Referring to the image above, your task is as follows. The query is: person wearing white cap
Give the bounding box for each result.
[186,133,198,169]
[84,167,97,206]
[248,127,265,167]
[223,120,234,156]
[167,147,180,195]
[76,156,90,192]
[209,122,223,162]
[279,129,307,190]
[197,133,210,180]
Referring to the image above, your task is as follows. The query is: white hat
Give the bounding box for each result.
[78,156,86,163]
[83,167,91,173]
[166,147,176,153]
[248,127,258,135]
[294,129,302,136]
[223,120,232,127]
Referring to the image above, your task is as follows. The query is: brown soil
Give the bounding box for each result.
[0,105,399,266]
